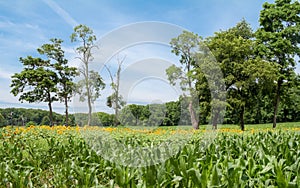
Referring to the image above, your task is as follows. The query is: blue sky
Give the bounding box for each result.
[0,0,273,114]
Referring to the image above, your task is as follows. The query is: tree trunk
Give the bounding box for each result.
[48,102,53,127]
[114,88,119,126]
[64,96,69,126]
[86,63,91,126]
[240,105,245,131]
[273,79,282,128]
[189,101,199,129]
[115,106,119,126]
[212,109,219,130]
[87,96,92,126]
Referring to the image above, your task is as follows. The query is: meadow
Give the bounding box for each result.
[1,123,300,187]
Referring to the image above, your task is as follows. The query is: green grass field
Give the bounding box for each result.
[0,123,300,187]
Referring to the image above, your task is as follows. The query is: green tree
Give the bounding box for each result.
[11,57,58,126]
[146,103,166,126]
[119,104,150,126]
[38,38,78,126]
[97,112,115,126]
[0,108,65,126]
[163,101,180,126]
[194,42,227,130]
[205,20,277,131]
[256,0,300,128]
[40,116,50,125]
[71,24,105,126]
[166,31,202,129]
[128,104,145,126]
[277,74,300,122]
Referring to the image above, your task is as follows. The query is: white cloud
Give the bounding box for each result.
[91,22,184,67]
[42,0,79,28]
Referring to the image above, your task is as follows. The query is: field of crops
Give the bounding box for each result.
[1,124,300,187]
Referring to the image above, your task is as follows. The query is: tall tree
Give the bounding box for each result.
[38,38,78,126]
[105,55,126,126]
[205,20,277,131]
[71,24,105,126]
[166,31,201,129]
[11,56,58,126]
[194,41,227,130]
[256,0,300,128]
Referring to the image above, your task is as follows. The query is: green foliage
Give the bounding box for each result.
[97,112,115,126]
[10,38,78,126]
[73,112,114,126]
[70,24,97,47]
[256,0,300,127]
[76,70,105,103]
[200,19,278,130]
[163,101,180,126]
[10,56,58,126]
[0,113,4,125]
[1,126,300,187]
[38,38,78,126]
[10,57,58,104]
[40,116,50,126]
[0,108,68,126]
[119,104,150,126]
[118,99,194,126]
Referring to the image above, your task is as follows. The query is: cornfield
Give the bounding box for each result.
[0,125,300,187]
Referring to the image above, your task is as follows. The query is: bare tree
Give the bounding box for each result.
[105,55,126,126]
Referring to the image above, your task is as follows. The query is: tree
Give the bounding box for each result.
[40,116,50,125]
[163,101,180,126]
[0,113,4,126]
[129,104,145,126]
[277,74,300,122]
[256,0,300,128]
[11,56,58,126]
[205,20,277,131]
[146,103,166,126]
[0,108,66,126]
[119,104,150,126]
[38,38,78,126]
[166,31,202,129]
[194,42,227,130]
[97,112,115,126]
[71,24,105,126]
[105,55,126,126]
[76,71,105,125]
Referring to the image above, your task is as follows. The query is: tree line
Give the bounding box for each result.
[0,108,74,126]
[6,0,300,130]
[166,0,300,130]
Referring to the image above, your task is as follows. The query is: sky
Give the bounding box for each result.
[0,0,275,114]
